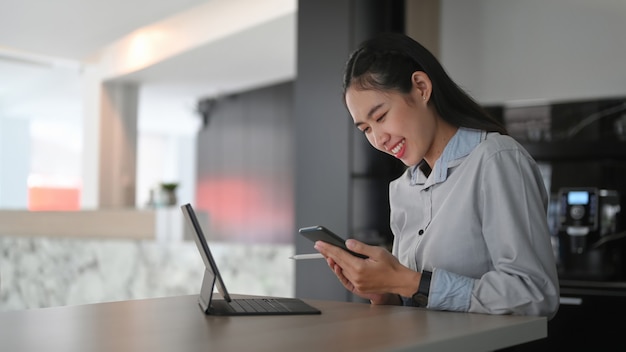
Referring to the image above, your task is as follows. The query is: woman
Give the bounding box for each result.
[314,33,559,317]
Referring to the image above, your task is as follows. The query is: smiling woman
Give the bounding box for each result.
[312,32,560,318]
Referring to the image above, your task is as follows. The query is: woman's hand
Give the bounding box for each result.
[314,239,419,304]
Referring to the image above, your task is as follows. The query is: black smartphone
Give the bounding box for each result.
[298,225,368,259]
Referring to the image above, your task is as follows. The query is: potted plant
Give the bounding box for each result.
[160,182,179,206]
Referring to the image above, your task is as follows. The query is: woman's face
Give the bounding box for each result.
[345,72,441,167]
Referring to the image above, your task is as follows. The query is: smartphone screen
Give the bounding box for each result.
[298,225,368,259]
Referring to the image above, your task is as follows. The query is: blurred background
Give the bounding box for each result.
[1,1,626,350]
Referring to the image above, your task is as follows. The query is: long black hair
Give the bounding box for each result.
[343,33,507,135]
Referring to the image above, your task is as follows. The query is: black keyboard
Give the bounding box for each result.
[208,297,320,315]
[228,298,290,313]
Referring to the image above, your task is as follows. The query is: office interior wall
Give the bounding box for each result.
[440,0,626,105]
[136,134,197,209]
[0,60,82,210]
[135,86,200,209]
[405,0,440,58]
[195,81,294,244]
[0,118,29,208]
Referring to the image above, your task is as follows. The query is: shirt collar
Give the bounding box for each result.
[410,127,485,186]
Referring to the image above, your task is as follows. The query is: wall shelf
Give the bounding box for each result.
[559,279,626,297]
[521,141,626,162]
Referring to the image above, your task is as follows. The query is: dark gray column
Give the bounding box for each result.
[294,0,405,301]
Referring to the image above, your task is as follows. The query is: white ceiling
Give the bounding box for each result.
[0,0,212,60]
[0,0,296,122]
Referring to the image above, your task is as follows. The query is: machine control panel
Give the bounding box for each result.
[558,188,599,233]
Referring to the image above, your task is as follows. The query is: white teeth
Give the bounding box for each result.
[391,139,405,154]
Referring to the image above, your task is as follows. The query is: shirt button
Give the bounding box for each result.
[418,229,424,236]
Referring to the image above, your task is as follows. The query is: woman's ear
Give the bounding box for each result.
[411,71,432,102]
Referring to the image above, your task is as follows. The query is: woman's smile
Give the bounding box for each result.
[390,139,406,158]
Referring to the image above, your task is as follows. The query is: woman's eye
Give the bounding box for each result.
[362,127,371,133]
[375,113,386,122]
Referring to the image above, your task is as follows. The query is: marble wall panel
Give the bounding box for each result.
[0,236,295,311]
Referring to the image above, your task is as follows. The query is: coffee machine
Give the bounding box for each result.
[556,187,625,280]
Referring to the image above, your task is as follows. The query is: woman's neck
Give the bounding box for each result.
[423,119,458,168]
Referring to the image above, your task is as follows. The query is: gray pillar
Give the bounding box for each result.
[294,0,405,301]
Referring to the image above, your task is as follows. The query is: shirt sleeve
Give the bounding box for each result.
[427,268,474,311]
[469,147,559,317]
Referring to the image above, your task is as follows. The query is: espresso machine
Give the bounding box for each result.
[556,187,625,280]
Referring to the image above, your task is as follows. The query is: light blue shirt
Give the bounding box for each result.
[390,128,559,317]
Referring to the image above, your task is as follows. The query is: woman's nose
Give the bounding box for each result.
[371,128,389,150]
